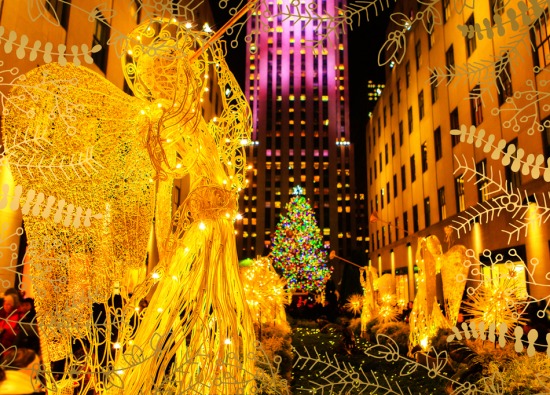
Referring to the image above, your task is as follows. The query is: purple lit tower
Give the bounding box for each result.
[237,0,366,271]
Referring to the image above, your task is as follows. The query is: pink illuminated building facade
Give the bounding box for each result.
[236,0,367,265]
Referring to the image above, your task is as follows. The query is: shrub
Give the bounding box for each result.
[372,321,410,355]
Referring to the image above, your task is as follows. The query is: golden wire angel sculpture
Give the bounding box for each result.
[2,19,255,394]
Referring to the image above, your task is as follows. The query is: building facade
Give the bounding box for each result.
[0,0,221,288]
[237,0,365,270]
[366,0,550,302]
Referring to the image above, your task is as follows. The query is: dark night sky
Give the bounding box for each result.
[210,1,392,192]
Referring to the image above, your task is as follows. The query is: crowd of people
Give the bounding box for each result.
[0,288,42,394]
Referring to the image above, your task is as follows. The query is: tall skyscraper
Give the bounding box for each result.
[237,0,366,269]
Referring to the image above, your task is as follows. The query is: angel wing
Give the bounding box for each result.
[2,62,155,359]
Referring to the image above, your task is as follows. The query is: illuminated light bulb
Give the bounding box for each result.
[224,338,232,345]
[200,98,204,103]
[247,165,252,170]
[134,307,140,312]
[116,370,124,375]
[157,102,162,108]
[225,138,231,143]
[127,49,133,56]
[157,307,163,313]
[204,74,209,79]
[113,342,121,349]
[222,180,227,185]
[234,230,238,235]
[235,213,243,220]
[175,163,182,169]
[245,179,250,183]
[185,22,192,29]
[136,35,141,41]
[128,340,134,346]
[171,17,177,23]
[148,178,154,183]
[140,110,145,115]
[203,23,212,33]
[212,117,217,122]
[204,87,209,93]
[240,139,249,145]
[166,138,172,143]
[199,222,206,230]
[152,272,160,279]
[227,161,232,166]
[225,212,230,218]
[172,275,178,281]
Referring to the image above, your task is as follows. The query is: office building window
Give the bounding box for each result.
[406,61,411,87]
[379,152,383,171]
[490,0,505,22]
[393,174,398,198]
[418,90,424,120]
[410,154,416,182]
[450,107,460,146]
[427,14,435,48]
[413,205,419,232]
[476,159,489,202]
[424,197,431,227]
[415,40,422,70]
[470,84,483,126]
[374,160,377,179]
[531,8,549,69]
[446,45,455,81]
[438,187,447,220]
[543,116,550,157]
[496,52,513,105]
[382,226,386,246]
[390,94,394,115]
[408,107,413,134]
[381,188,385,209]
[465,14,477,57]
[431,72,438,103]
[455,175,465,212]
[401,165,407,191]
[397,78,401,103]
[385,144,389,164]
[47,0,71,29]
[383,106,387,127]
[421,142,428,172]
[399,121,404,146]
[506,138,522,189]
[443,0,451,23]
[395,217,400,240]
[92,11,111,73]
[434,127,442,160]
[391,133,396,156]
[387,182,391,204]
[403,211,409,235]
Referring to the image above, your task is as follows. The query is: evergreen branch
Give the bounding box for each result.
[451,124,550,181]
[451,155,550,242]
[456,0,546,41]
[0,26,99,65]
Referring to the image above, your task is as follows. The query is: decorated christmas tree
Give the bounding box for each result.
[271,186,331,293]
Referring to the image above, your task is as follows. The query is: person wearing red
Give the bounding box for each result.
[0,293,23,349]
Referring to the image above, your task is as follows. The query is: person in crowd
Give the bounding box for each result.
[0,348,43,394]
[15,298,40,354]
[0,293,23,348]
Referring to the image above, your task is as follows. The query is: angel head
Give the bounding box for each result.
[121,19,210,109]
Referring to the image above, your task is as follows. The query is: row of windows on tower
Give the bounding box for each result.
[370,149,525,252]
[371,69,512,155]
[369,77,514,174]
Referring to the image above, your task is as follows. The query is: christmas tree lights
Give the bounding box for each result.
[271,186,331,294]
